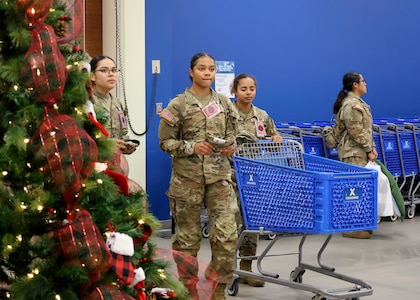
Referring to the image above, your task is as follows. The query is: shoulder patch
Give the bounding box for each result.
[353,103,364,111]
[160,109,174,123]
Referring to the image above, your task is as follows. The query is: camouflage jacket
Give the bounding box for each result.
[328,92,374,159]
[92,89,129,140]
[231,102,278,140]
[158,88,237,185]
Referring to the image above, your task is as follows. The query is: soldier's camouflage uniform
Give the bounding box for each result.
[92,89,129,140]
[231,102,278,258]
[158,88,239,287]
[323,91,374,167]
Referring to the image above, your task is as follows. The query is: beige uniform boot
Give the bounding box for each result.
[239,260,265,287]
[342,231,370,239]
[211,283,226,300]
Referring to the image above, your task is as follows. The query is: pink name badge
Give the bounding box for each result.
[118,110,127,128]
[202,101,221,119]
[255,120,266,138]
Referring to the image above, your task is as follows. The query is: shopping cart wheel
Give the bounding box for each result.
[311,296,326,300]
[345,298,359,300]
[227,278,239,296]
[290,269,305,283]
[406,206,415,219]
[202,225,209,238]
[389,214,398,222]
[377,216,381,224]
[266,233,277,240]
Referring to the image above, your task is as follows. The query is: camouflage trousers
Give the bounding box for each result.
[341,155,368,167]
[168,178,238,284]
[235,188,258,257]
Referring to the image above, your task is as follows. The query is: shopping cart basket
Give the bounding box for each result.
[228,140,377,299]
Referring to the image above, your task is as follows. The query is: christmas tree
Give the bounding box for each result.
[0,1,196,299]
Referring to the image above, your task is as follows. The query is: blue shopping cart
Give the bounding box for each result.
[228,140,377,300]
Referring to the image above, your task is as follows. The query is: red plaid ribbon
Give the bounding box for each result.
[31,107,98,209]
[17,0,53,25]
[21,22,67,106]
[84,284,135,300]
[53,210,109,274]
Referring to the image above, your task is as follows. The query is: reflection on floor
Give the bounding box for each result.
[154,217,420,300]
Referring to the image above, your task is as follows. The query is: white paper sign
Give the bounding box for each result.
[215,61,235,98]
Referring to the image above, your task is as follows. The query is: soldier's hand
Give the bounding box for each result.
[117,139,137,155]
[220,145,234,157]
[372,146,378,159]
[194,142,215,156]
[122,144,137,154]
[267,135,283,142]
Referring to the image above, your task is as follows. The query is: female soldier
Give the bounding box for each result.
[158,52,238,300]
[230,74,282,287]
[90,55,138,154]
[323,71,377,239]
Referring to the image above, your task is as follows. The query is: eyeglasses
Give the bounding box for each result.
[95,68,119,74]
[357,79,367,84]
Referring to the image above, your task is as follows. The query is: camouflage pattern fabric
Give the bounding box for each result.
[158,88,239,284]
[232,102,278,139]
[234,187,258,257]
[92,89,129,140]
[342,156,368,167]
[231,102,278,256]
[326,91,374,163]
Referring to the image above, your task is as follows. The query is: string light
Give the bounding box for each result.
[158,269,167,279]
[27,267,40,279]
[97,179,103,184]
[20,202,27,210]
[37,205,43,212]
[16,235,22,242]
[24,138,30,144]
[55,295,61,300]
[2,171,7,176]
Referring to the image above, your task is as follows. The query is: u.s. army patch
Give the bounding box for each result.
[160,109,174,123]
[354,104,363,111]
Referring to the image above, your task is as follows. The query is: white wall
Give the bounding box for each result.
[102,1,146,189]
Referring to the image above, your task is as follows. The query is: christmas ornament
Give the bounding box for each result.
[106,232,147,300]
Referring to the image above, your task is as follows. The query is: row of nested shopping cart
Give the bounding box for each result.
[275,116,420,220]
